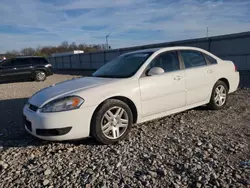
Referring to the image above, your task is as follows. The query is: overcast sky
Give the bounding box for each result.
[0,0,250,53]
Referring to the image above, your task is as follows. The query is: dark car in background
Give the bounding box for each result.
[0,56,53,82]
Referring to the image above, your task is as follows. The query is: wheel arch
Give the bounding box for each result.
[34,68,48,75]
[218,78,230,91]
[91,96,138,124]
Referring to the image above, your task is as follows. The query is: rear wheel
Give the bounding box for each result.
[35,71,46,81]
[91,99,133,145]
[208,80,228,110]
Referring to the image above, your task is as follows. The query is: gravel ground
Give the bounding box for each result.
[0,73,249,188]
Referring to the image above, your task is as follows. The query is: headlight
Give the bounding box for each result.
[41,96,84,113]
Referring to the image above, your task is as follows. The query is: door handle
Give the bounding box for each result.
[12,68,17,70]
[174,75,182,81]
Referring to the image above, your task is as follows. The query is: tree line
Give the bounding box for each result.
[2,41,109,59]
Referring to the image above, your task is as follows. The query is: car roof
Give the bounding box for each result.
[124,46,208,55]
[14,56,45,59]
[124,48,161,54]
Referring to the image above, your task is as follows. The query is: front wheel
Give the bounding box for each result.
[91,99,133,145]
[208,80,228,110]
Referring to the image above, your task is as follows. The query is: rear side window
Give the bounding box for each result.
[32,58,48,65]
[180,50,207,69]
[149,51,180,72]
[204,54,217,64]
[12,58,31,66]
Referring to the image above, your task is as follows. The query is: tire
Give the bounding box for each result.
[91,99,133,145]
[208,80,228,110]
[35,71,46,82]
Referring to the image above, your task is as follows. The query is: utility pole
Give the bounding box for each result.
[106,33,110,50]
[206,27,209,39]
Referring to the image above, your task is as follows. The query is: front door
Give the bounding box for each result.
[11,58,32,79]
[0,59,16,82]
[139,51,186,116]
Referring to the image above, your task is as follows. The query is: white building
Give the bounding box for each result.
[52,50,84,57]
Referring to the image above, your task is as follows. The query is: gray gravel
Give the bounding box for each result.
[0,73,249,187]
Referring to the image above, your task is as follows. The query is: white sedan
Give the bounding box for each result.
[23,47,239,144]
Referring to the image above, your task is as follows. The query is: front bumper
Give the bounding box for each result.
[23,104,96,141]
[46,67,53,76]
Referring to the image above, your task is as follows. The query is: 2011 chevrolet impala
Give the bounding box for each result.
[23,47,239,144]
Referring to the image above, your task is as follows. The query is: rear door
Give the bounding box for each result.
[12,58,33,78]
[179,50,213,105]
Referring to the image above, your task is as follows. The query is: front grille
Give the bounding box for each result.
[29,104,38,112]
[23,116,32,132]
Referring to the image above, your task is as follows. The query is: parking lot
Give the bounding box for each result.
[0,72,250,187]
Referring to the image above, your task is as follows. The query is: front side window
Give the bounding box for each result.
[0,59,12,67]
[180,50,207,69]
[92,52,153,78]
[148,51,180,72]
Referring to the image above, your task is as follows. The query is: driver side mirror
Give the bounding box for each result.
[147,67,165,76]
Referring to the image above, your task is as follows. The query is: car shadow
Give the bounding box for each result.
[0,98,98,148]
[0,78,34,84]
[193,105,210,111]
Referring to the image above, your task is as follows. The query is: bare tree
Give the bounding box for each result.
[20,48,36,56]
[4,42,109,58]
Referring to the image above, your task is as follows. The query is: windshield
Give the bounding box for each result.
[0,59,6,65]
[92,52,153,78]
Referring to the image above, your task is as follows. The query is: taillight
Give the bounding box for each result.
[234,64,237,72]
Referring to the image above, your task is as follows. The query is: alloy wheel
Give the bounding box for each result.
[214,85,227,106]
[37,72,45,81]
[101,106,129,139]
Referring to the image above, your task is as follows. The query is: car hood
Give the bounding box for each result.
[29,76,117,107]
